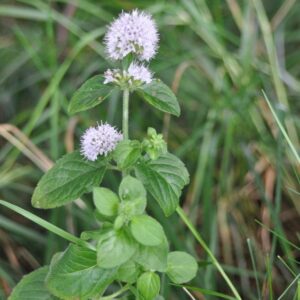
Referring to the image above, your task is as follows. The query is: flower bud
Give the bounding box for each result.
[143,127,167,160]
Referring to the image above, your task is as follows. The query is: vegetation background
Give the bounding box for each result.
[0,0,299,299]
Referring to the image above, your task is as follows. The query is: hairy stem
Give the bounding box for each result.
[176,207,242,300]
[122,88,130,140]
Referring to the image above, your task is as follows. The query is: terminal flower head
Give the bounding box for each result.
[104,9,159,61]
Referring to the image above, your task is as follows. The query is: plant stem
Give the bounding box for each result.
[122,88,130,177]
[122,88,130,140]
[176,207,242,300]
[100,284,130,299]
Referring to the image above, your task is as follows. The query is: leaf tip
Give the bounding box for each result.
[173,108,181,117]
[67,103,75,115]
[31,194,42,209]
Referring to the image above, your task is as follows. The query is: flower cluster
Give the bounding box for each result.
[104,62,152,88]
[104,9,159,61]
[80,123,122,161]
[128,62,152,83]
[103,10,157,89]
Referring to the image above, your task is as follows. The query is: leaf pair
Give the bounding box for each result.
[94,217,167,272]
[93,175,147,221]
[94,176,168,271]
[32,150,189,218]
[7,249,203,300]
[68,76,180,117]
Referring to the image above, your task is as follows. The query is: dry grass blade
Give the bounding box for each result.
[0,124,53,171]
[271,0,297,31]
[226,0,243,30]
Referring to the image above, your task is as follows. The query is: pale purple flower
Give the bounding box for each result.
[127,62,152,84]
[103,69,119,84]
[103,69,115,84]
[104,9,159,61]
[80,123,123,161]
[103,62,152,87]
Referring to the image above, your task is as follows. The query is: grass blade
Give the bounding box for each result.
[247,239,262,300]
[278,274,300,300]
[0,5,46,20]
[172,284,236,300]
[255,220,300,251]
[0,200,84,246]
[262,90,300,165]
[176,207,242,300]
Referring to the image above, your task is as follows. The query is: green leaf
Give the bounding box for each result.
[167,251,198,284]
[118,176,147,216]
[8,267,58,300]
[68,75,113,114]
[134,237,168,272]
[119,175,146,202]
[135,153,189,216]
[93,187,119,217]
[137,272,160,300]
[114,215,125,230]
[130,215,166,246]
[97,229,137,269]
[137,79,180,116]
[46,244,116,299]
[113,140,141,169]
[116,260,141,284]
[32,151,106,208]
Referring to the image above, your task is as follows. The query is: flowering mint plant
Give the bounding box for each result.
[8,10,198,300]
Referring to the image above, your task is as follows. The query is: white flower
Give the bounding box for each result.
[103,62,152,87]
[80,123,123,161]
[127,62,152,84]
[103,69,118,84]
[104,9,159,61]
[103,69,119,84]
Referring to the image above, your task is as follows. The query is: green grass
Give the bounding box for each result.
[0,0,299,299]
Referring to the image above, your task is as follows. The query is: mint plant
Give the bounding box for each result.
[8,9,198,300]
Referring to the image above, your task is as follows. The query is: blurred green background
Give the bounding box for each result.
[0,0,299,299]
